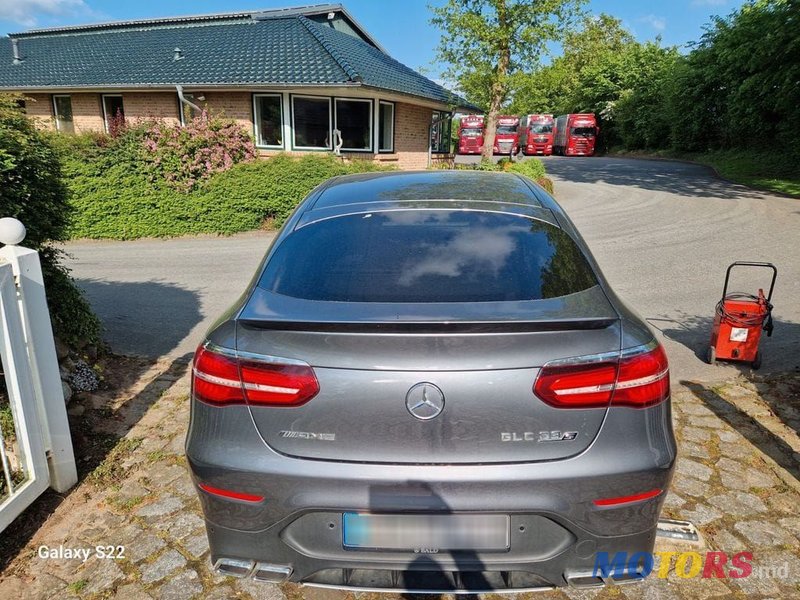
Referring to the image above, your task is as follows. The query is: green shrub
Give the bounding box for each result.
[64,149,389,239]
[0,94,100,346]
[142,117,257,191]
[507,158,546,180]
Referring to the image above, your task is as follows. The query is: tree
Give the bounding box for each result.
[431,0,585,161]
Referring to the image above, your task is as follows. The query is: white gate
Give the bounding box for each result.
[0,218,77,532]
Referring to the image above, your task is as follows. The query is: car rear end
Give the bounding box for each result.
[186,172,676,593]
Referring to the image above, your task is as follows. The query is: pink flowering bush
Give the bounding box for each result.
[142,116,256,192]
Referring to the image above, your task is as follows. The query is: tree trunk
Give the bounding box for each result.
[481,1,510,162]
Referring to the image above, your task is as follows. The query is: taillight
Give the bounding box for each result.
[193,344,319,407]
[533,343,669,409]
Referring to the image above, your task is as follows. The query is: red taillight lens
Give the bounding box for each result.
[613,344,670,408]
[192,345,319,407]
[533,343,669,409]
[533,361,617,408]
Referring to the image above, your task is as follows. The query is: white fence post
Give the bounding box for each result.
[0,218,77,493]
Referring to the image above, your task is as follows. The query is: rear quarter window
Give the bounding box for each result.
[260,210,597,303]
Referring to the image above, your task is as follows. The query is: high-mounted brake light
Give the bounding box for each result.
[192,344,319,407]
[533,343,669,409]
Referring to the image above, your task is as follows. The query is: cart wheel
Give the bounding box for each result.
[752,351,762,370]
[707,346,716,366]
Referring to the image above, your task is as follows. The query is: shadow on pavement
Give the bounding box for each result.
[540,156,766,201]
[680,380,800,485]
[75,279,203,357]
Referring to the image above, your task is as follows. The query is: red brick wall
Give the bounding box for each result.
[22,93,53,129]
[124,92,180,125]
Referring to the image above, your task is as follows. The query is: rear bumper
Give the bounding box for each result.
[186,400,675,589]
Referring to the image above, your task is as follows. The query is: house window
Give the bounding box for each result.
[378,101,394,153]
[52,95,74,133]
[334,98,372,152]
[431,110,452,154]
[253,94,283,148]
[102,95,125,134]
[292,96,331,150]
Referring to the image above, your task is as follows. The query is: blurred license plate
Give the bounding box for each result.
[342,513,509,551]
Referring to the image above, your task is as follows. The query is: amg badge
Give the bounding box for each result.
[279,430,335,441]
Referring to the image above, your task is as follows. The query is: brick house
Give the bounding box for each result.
[0,4,474,169]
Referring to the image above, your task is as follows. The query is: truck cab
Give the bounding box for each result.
[553,113,598,156]
[493,115,520,155]
[519,114,554,156]
[457,115,484,155]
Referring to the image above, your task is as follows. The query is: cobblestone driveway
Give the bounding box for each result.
[1,362,798,599]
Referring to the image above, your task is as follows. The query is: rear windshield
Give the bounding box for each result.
[260,211,597,303]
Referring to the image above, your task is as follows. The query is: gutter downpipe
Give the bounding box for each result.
[176,85,202,125]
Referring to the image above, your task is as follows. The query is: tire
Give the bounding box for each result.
[752,351,762,370]
[707,346,716,365]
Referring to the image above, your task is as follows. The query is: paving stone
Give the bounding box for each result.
[152,511,205,540]
[155,568,203,600]
[203,586,238,600]
[755,550,800,585]
[708,492,767,516]
[710,529,747,553]
[767,492,800,515]
[719,468,777,492]
[690,416,725,430]
[731,568,782,597]
[115,481,150,503]
[140,549,187,584]
[675,458,713,481]
[718,441,752,459]
[681,503,723,526]
[681,427,712,443]
[115,583,153,599]
[81,558,125,595]
[663,491,685,509]
[672,574,732,599]
[150,464,188,486]
[715,457,742,473]
[166,434,186,455]
[717,430,742,443]
[233,579,289,600]
[182,533,209,558]
[671,474,711,498]
[171,475,197,498]
[734,520,798,547]
[679,403,717,418]
[135,495,183,518]
[0,573,69,600]
[680,442,711,460]
[777,517,800,542]
[126,530,167,562]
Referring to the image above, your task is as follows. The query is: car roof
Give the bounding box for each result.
[309,170,545,211]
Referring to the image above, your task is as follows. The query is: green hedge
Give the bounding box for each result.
[59,138,388,239]
[0,95,100,346]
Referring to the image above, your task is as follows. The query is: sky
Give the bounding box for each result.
[0,0,745,76]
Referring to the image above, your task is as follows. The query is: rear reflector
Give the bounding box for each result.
[193,344,319,407]
[593,488,662,507]
[533,343,669,409]
[198,482,264,503]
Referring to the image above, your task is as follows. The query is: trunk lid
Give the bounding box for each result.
[237,287,620,464]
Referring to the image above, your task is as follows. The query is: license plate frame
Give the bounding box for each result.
[342,513,510,551]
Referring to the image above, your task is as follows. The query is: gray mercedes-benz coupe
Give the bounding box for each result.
[186,170,676,593]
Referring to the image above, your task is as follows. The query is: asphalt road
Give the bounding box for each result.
[63,156,800,381]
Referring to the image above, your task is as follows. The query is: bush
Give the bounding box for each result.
[63,147,389,239]
[0,94,100,346]
[142,117,257,191]
[507,157,546,180]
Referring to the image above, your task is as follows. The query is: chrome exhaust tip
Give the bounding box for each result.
[212,557,255,578]
[253,563,293,583]
[565,572,605,588]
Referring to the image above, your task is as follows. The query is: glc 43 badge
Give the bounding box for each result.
[501,431,578,442]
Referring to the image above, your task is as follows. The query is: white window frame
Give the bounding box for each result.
[252,93,285,149]
[52,94,73,132]
[291,94,332,151]
[101,94,124,133]
[334,97,373,153]
[378,100,395,153]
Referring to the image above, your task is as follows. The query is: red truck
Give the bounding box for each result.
[519,114,554,155]
[493,115,520,155]
[457,114,484,155]
[553,113,598,156]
